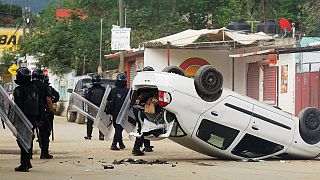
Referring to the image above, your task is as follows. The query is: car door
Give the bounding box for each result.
[231,105,295,158]
[195,95,254,150]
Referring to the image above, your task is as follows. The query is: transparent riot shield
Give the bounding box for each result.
[70,86,112,138]
[0,85,33,152]
[115,89,137,133]
[94,86,113,139]
[69,92,97,120]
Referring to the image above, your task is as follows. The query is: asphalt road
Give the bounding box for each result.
[1,116,320,180]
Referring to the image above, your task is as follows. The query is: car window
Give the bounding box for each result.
[231,133,284,158]
[75,79,115,93]
[196,119,239,150]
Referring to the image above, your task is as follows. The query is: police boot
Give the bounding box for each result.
[119,141,125,150]
[132,148,144,156]
[110,141,120,151]
[143,146,154,152]
[15,165,29,172]
[40,150,53,159]
[84,136,91,140]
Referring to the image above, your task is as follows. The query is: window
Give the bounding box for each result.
[231,134,284,158]
[196,119,239,150]
[170,120,186,137]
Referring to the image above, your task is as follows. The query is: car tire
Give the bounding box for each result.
[162,66,185,76]
[298,107,320,145]
[76,114,86,124]
[194,65,223,102]
[67,106,77,122]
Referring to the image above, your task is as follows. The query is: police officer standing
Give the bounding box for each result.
[32,69,54,159]
[106,73,128,150]
[84,74,105,140]
[44,75,59,141]
[13,67,39,172]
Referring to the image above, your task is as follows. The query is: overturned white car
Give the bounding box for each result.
[123,65,320,160]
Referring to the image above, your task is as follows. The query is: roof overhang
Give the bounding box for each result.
[104,49,144,59]
[141,28,275,49]
[229,45,320,58]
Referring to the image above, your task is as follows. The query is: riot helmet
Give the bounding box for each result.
[32,69,45,81]
[115,73,127,87]
[15,67,31,85]
[92,74,102,84]
[143,66,154,71]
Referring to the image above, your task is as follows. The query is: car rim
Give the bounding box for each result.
[201,71,219,91]
[305,113,319,130]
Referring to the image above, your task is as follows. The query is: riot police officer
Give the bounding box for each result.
[84,74,105,140]
[44,75,59,141]
[106,73,128,150]
[131,66,155,156]
[13,67,39,172]
[32,69,54,159]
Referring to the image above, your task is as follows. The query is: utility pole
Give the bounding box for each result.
[119,0,125,72]
[98,18,103,74]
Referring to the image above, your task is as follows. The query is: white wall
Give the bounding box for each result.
[278,53,296,114]
[144,48,247,95]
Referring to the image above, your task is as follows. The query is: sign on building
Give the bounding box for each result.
[111,27,131,51]
[0,29,22,51]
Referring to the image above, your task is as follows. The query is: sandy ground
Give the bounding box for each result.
[1,116,320,180]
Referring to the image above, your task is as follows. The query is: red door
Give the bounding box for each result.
[263,65,276,104]
[247,63,260,100]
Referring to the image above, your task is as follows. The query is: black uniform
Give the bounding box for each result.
[106,86,129,150]
[14,74,39,172]
[33,80,53,159]
[84,84,105,140]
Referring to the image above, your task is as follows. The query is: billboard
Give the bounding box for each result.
[0,29,22,51]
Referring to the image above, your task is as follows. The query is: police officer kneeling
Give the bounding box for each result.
[13,67,39,172]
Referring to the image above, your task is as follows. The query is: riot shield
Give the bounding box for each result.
[0,85,33,152]
[115,89,137,133]
[94,86,113,140]
[70,92,98,120]
[70,86,113,138]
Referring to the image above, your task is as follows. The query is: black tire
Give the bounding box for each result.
[67,106,77,122]
[162,66,185,76]
[298,107,320,145]
[194,65,223,102]
[76,114,86,124]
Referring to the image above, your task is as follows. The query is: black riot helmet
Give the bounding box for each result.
[15,67,31,85]
[143,66,154,71]
[32,69,45,81]
[91,74,102,84]
[115,73,127,88]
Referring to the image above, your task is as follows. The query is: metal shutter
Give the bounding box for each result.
[247,63,260,100]
[263,65,276,103]
[129,62,136,86]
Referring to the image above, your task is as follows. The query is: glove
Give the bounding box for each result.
[36,121,44,128]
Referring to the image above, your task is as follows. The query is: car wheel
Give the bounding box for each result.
[76,114,86,124]
[67,106,77,122]
[298,107,320,145]
[162,66,185,76]
[194,65,223,102]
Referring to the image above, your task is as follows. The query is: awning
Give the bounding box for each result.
[104,49,143,59]
[142,28,274,47]
[229,45,320,58]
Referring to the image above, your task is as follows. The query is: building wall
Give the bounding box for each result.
[144,48,247,95]
[278,54,296,114]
